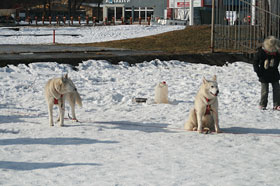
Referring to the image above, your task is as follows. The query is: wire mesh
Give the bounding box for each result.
[213,0,280,58]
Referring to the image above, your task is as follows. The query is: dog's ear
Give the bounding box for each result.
[61,76,65,83]
[62,74,68,83]
[203,77,208,84]
[212,75,217,81]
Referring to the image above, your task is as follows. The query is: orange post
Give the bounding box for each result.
[78,16,81,25]
[49,16,51,25]
[105,17,107,25]
[130,17,132,24]
[147,17,151,25]
[56,16,59,25]
[121,17,124,24]
[86,16,89,25]
[63,16,66,24]
[27,16,31,25]
[53,30,55,44]
[42,16,45,25]
[70,16,74,25]
[71,16,73,25]
[35,16,38,25]
[139,17,141,25]
[92,17,96,25]
[112,17,115,25]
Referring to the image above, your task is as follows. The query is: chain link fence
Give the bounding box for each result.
[213,0,280,58]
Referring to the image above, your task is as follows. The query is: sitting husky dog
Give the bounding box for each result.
[184,75,221,133]
[45,74,82,127]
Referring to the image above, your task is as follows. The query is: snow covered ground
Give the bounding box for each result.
[0,25,185,44]
[1,25,280,185]
[1,60,280,185]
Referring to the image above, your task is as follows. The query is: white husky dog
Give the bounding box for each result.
[45,74,82,127]
[184,75,221,133]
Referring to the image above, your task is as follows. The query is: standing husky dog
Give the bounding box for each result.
[184,75,221,133]
[45,74,82,127]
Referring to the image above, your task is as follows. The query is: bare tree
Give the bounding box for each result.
[12,0,40,16]
[83,0,103,21]
[67,0,85,17]
[0,0,18,9]
[47,0,52,16]
[67,0,102,18]
[43,0,47,17]
[68,0,72,17]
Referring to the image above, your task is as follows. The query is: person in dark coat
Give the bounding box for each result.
[253,36,280,110]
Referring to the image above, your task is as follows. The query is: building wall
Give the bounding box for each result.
[103,0,167,18]
[86,0,214,23]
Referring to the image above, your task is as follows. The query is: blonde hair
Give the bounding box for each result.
[263,36,279,52]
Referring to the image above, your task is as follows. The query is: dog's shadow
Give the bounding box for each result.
[222,127,280,135]
[0,161,101,171]
[0,137,119,146]
[0,114,27,124]
[0,114,42,125]
[0,129,20,134]
[95,121,176,133]
[0,103,39,112]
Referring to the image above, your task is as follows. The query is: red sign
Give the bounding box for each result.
[177,2,190,7]
[169,0,203,8]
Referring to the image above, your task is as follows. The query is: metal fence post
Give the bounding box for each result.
[211,0,215,53]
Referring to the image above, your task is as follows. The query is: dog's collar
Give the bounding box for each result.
[53,88,64,104]
[205,97,212,115]
[54,94,63,105]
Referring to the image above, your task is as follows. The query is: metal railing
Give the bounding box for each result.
[212,0,280,57]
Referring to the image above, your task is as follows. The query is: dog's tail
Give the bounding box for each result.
[75,91,83,107]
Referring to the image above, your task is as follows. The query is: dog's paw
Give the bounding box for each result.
[197,127,204,133]
[198,130,203,133]
[72,118,79,122]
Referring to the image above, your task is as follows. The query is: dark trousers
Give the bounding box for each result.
[260,82,280,107]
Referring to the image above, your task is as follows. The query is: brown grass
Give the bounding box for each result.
[72,25,212,54]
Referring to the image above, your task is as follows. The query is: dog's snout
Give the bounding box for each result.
[216,90,219,96]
